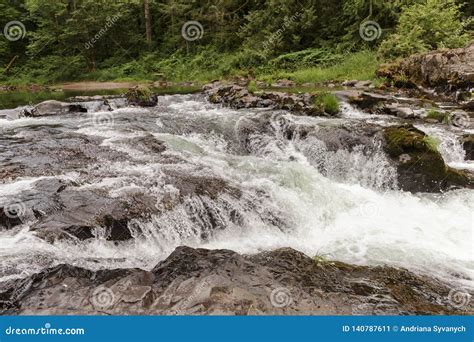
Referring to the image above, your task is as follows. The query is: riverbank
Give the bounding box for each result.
[0,51,381,91]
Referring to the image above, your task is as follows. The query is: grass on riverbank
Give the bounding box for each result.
[1,50,383,89]
[259,51,382,85]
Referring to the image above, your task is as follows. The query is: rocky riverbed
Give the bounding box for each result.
[0,49,473,315]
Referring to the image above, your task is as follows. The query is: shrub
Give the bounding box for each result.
[378,0,470,59]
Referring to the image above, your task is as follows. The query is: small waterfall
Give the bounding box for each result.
[416,124,472,170]
[0,95,473,287]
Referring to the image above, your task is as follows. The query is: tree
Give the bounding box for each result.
[144,0,152,48]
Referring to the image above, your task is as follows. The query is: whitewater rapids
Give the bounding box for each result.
[0,94,472,288]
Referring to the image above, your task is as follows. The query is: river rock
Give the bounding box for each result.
[462,135,474,160]
[0,130,128,180]
[202,82,323,116]
[383,124,472,192]
[0,246,470,315]
[22,100,88,117]
[126,86,158,107]
[0,206,23,230]
[337,90,392,111]
[378,43,474,91]
[450,110,473,129]
[381,103,416,119]
[270,79,295,88]
[30,189,158,242]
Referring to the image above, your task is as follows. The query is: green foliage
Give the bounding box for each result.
[423,136,441,152]
[126,85,152,103]
[313,92,340,115]
[337,0,421,50]
[247,80,257,93]
[264,51,380,84]
[1,0,471,84]
[267,48,342,71]
[426,109,449,123]
[378,0,470,58]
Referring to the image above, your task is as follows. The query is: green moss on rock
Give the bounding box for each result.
[126,85,157,106]
[383,124,472,192]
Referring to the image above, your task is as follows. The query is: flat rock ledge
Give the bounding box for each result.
[0,247,471,315]
[202,81,325,116]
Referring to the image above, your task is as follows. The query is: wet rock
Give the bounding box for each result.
[270,79,295,88]
[462,135,474,160]
[382,104,416,119]
[354,80,372,89]
[130,135,166,154]
[0,131,128,180]
[462,99,474,111]
[83,100,112,112]
[202,82,323,116]
[126,86,158,107]
[383,124,472,192]
[305,122,382,153]
[339,90,392,111]
[342,80,372,89]
[163,173,241,201]
[22,100,88,117]
[0,246,469,315]
[378,44,474,92]
[450,110,473,129]
[30,189,156,242]
[66,95,123,102]
[0,178,68,230]
[0,207,23,230]
[342,80,358,87]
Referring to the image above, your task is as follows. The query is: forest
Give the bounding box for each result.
[0,0,472,85]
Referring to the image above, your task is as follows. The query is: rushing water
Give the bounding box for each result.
[0,94,473,288]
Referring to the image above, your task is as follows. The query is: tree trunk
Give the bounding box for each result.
[144,0,152,47]
[4,55,18,74]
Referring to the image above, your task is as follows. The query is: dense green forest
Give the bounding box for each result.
[0,0,472,85]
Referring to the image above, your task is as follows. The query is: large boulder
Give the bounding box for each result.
[378,44,474,91]
[383,125,472,192]
[30,189,156,242]
[0,246,470,315]
[126,86,158,107]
